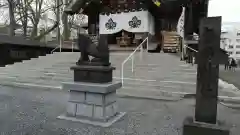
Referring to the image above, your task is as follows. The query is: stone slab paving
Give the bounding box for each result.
[0,86,240,135]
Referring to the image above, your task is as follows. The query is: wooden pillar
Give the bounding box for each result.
[184,3,193,38]
[195,17,222,124]
[88,7,99,35]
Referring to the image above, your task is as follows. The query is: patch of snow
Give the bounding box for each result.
[218,79,239,91]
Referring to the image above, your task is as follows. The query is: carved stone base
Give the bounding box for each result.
[70,65,115,83]
[183,117,230,135]
[59,81,125,127]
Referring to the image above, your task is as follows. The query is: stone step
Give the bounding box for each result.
[0,67,196,84]
[121,79,236,97]
[0,72,73,81]
[22,57,77,63]
[1,64,195,75]
[20,58,127,66]
[121,83,196,94]
[10,63,75,69]
[0,70,196,88]
[0,76,71,87]
[1,62,148,72]
[0,75,234,99]
[0,76,195,93]
[120,72,196,83]
[0,70,119,81]
[0,79,61,90]
[8,53,139,64]
[0,52,199,95]
[121,80,196,91]
[0,68,71,75]
[5,60,51,67]
[21,59,74,64]
[117,87,185,101]
[0,70,72,77]
[0,75,195,94]
[4,65,69,71]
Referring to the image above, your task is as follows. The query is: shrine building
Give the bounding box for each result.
[65,0,209,48]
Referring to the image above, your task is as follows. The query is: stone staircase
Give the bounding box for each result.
[0,52,238,99]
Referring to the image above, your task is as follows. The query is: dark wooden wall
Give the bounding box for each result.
[0,44,75,67]
[184,0,209,36]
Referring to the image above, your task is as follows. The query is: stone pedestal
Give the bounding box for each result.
[183,117,230,135]
[58,81,125,127]
[71,66,115,83]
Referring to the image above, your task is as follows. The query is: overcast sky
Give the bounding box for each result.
[208,0,240,22]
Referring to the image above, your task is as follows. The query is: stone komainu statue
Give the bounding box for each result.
[76,34,110,66]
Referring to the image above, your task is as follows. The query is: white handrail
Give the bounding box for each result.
[51,45,60,54]
[72,42,74,52]
[121,37,148,86]
[184,45,198,65]
[184,45,198,52]
[51,38,63,53]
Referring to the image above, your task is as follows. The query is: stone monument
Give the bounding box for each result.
[58,34,125,127]
[183,17,230,135]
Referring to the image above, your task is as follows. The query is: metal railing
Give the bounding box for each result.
[184,45,198,66]
[51,41,76,53]
[121,37,148,86]
[72,41,75,52]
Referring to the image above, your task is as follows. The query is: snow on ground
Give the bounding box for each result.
[219,79,240,92]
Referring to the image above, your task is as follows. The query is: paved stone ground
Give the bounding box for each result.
[0,85,240,135]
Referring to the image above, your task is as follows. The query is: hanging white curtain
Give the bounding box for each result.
[99,13,123,34]
[99,11,155,35]
[122,11,148,33]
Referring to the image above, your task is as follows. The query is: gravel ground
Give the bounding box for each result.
[0,86,240,135]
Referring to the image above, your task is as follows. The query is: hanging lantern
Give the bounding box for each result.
[153,0,161,7]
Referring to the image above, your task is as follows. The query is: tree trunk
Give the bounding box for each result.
[23,16,28,37]
[62,0,70,40]
[23,23,27,37]
[31,24,38,38]
[23,4,28,37]
[62,18,70,40]
[56,0,61,43]
[8,1,15,36]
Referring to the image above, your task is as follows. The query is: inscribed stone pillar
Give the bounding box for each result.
[195,17,221,124]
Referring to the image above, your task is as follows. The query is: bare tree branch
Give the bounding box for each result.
[34,21,59,40]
